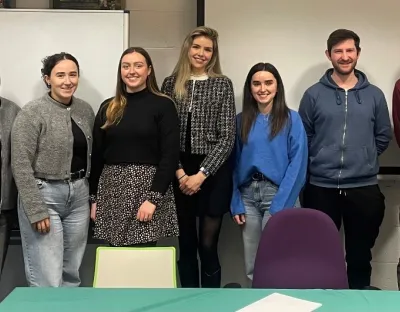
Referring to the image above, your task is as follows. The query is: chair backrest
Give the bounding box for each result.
[252,208,348,289]
[93,246,177,288]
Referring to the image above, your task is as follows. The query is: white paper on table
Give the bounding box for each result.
[236,292,322,312]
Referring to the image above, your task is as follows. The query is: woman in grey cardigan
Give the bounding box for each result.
[11,53,95,287]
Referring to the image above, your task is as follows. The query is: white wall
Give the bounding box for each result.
[372,179,400,289]
[205,0,400,168]
[125,0,197,85]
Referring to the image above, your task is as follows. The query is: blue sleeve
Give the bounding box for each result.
[230,115,246,216]
[298,90,315,147]
[269,115,308,215]
[375,93,392,155]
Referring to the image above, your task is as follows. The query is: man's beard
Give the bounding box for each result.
[332,60,357,75]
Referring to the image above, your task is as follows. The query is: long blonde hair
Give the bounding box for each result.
[102,47,166,129]
[172,26,223,100]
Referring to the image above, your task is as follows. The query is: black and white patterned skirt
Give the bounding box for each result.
[93,164,179,246]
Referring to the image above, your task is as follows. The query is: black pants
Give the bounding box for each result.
[303,183,385,289]
[0,210,17,278]
[175,192,223,288]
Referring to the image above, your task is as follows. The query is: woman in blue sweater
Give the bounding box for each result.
[231,63,308,281]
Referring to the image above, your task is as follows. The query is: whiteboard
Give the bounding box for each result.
[0,9,129,114]
[205,0,400,167]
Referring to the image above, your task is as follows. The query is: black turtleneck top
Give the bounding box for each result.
[48,93,87,173]
[71,119,87,173]
[89,88,180,200]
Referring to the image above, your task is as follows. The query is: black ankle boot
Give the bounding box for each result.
[201,268,221,288]
[178,260,199,288]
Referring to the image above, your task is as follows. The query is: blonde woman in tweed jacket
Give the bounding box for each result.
[162,26,236,288]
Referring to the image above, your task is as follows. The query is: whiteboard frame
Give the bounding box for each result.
[0,8,129,50]
[0,8,130,113]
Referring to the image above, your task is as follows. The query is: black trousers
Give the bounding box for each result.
[303,183,385,289]
[0,210,18,278]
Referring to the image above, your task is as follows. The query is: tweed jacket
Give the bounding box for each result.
[161,75,236,175]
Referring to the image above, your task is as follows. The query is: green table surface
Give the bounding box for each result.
[1,287,400,312]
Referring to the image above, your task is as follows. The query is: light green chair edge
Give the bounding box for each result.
[92,246,177,288]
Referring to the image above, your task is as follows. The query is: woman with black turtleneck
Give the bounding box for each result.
[89,47,180,247]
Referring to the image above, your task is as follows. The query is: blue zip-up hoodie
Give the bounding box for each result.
[298,68,392,188]
[231,110,308,216]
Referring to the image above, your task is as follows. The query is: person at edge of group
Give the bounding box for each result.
[11,53,95,287]
[0,93,20,279]
[298,29,392,290]
[89,47,180,248]
[161,26,236,288]
[231,62,308,282]
[392,78,400,148]
[392,78,400,291]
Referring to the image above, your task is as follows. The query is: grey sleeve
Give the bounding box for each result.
[11,110,48,224]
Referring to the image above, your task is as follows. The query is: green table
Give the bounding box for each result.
[1,287,400,311]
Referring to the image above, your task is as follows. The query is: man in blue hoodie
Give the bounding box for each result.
[298,29,392,290]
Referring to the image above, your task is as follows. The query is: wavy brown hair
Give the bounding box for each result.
[102,47,165,129]
[241,63,290,143]
[172,26,223,100]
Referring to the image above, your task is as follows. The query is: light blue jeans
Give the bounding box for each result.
[17,178,90,287]
[240,179,299,281]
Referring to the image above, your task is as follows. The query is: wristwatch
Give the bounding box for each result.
[199,167,210,178]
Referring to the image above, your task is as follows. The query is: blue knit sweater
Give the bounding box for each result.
[231,110,308,216]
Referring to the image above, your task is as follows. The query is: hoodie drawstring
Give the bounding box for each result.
[335,89,342,105]
[335,89,362,105]
[355,90,362,104]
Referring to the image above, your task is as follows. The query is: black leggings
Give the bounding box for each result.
[176,200,223,288]
[174,150,231,288]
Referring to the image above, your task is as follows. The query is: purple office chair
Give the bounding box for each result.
[252,208,348,289]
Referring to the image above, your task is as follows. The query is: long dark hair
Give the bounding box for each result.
[241,62,290,143]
